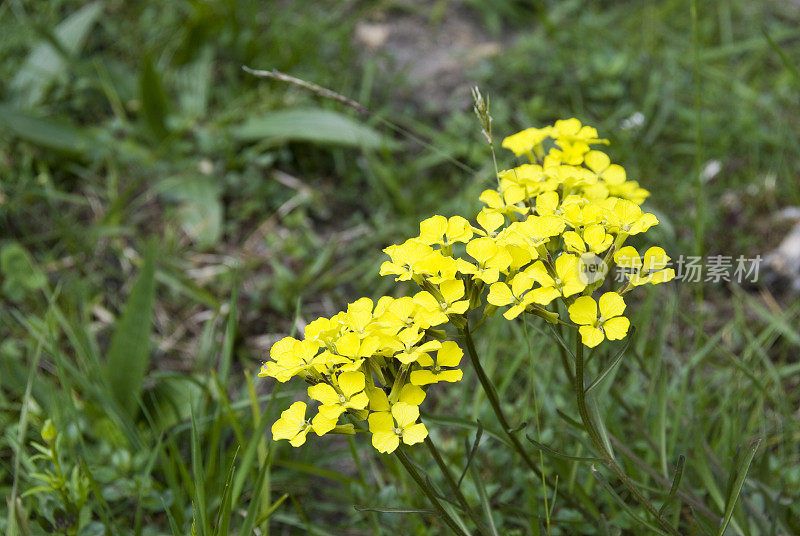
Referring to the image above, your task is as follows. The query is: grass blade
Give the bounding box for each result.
[140,53,171,141]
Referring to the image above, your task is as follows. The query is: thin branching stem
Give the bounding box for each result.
[424,436,492,536]
[573,341,683,536]
[394,447,470,536]
[458,324,601,521]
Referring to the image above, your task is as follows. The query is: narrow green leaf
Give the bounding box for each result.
[213,447,238,536]
[354,506,436,514]
[253,493,290,528]
[191,411,209,536]
[0,104,94,154]
[469,461,499,536]
[105,241,157,415]
[590,466,673,536]
[585,327,634,394]
[526,435,603,463]
[140,53,171,141]
[658,455,686,517]
[230,407,271,507]
[457,421,484,488]
[717,439,761,536]
[237,458,276,536]
[232,108,390,149]
[10,2,103,108]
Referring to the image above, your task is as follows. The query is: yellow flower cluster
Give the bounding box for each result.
[261,295,464,452]
[261,118,675,452]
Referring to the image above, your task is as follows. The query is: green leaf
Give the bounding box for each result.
[232,108,390,149]
[0,243,47,302]
[10,2,103,108]
[104,241,157,415]
[176,47,214,119]
[584,327,634,394]
[157,176,223,248]
[140,53,171,141]
[0,104,94,154]
[717,439,761,536]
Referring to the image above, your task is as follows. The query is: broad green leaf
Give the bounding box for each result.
[176,47,214,119]
[0,243,47,302]
[105,241,157,415]
[140,53,171,141]
[158,176,223,248]
[0,104,94,154]
[232,108,389,149]
[10,2,103,108]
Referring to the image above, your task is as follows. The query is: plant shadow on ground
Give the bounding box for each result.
[0,1,798,535]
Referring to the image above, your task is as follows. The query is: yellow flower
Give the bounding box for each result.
[568,292,630,348]
[368,402,429,454]
[419,251,460,284]
[501,127,551,157]
[472,209,506,238]
[526,255,587,304]
[506,215,566,253]
[411,341,464,385]
[380,239,433,281]
[272,401,313,447]
[487,273,536,319]
[609,180,650,205]
[418,215,473,247]
[259,338,330,382]
[549,118,608,165]
[304,316,341,345]
[614,246,675,286]
[563,224,613,255]
[378,296,430,333]
[413,279,470,326]
[392,329,442,365]
[332,332,380,367]
[584,151,626,185]
[308,374,367,432]
[457,237,512,284]
[479,189,528,219]
[342,297,375,336]
[604,199,658,235]
[535,191,560,216]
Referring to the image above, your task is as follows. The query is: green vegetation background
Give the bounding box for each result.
[1,1,798,535]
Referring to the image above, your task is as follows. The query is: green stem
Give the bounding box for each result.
[424,436,491,535]
[394,448,469,536]
[458,324,601,520]
[573,341,682,536]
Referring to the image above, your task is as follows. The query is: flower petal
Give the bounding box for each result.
[338,371,365,399]
[569,296,598,326]
[307,384,340,406]
[599,292,626,319]
[371,431,400,453]
[391,402,419,429]
[399,384,426,405]
[487,282,515,306]
[436,341,463,368]
[579,325,605,348]
[603,316,630,340]
[401,423,428,445]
